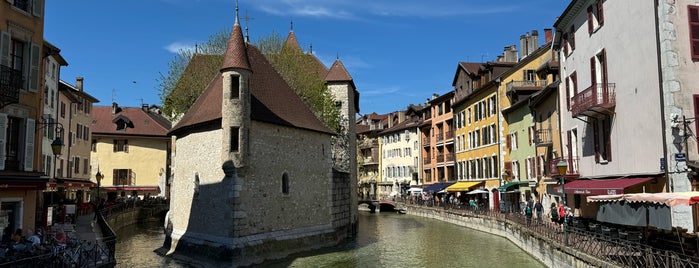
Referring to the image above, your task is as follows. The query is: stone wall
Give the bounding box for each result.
[407,206,619,268]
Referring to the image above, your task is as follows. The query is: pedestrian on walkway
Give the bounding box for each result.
[534,200,543,224]
[525,204,533,226]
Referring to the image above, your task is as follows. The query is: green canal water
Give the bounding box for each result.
[116,211,544,268]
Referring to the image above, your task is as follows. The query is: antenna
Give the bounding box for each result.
[242,9,255,42]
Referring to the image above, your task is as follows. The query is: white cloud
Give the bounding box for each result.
[249,0,520,19]
[164,42,196,53]
[361,86,400,96]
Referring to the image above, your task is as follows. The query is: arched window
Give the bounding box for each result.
[282,172,290,194]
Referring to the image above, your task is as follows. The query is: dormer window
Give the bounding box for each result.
[231,74,240,99]
[112,115,133,131]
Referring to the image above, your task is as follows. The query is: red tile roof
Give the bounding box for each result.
[92,105,171,136]
[221,20,251,71]
[325,59,353,82]
[170,43,333,135]
[284,31,302,50]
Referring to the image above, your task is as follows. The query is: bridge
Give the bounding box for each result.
[358,200,403,213]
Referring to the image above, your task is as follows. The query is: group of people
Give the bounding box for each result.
[522,199,544,226]
[1,227,55,254]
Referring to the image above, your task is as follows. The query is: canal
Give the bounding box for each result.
[116,211,544,267]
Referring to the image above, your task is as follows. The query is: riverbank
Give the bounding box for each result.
[406,205,617,268]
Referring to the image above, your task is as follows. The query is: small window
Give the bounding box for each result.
[231,74,240,99]
[282,172,290,194]
[113,139,128,152]
[230,127,239,152]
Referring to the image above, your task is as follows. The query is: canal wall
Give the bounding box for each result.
[104,205,169,233]
[407,206,619,268]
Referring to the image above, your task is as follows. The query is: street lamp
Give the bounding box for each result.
[556,159,569,246]
[95,171,103,202]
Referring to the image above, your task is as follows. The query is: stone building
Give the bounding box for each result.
[165,6,358,266]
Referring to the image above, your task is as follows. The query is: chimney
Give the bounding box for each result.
[76,77,84,92]
[432,93,439,100]
[142,104,149,112]
[544,28,553,43]
[504,45,518,62]
[112,102,119,114]
[529,30,539,54]
[520,33,528,59]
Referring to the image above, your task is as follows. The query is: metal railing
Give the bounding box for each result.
[398,199,699,268]
[571,83,616,117]
[506,80,548,92]
[0,65,22,108]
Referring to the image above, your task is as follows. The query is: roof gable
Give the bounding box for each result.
[92,105,171,136]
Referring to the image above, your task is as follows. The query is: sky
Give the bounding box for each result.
[44,0,571,116]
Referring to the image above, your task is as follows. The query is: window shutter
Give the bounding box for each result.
[0,31,10,66]
[24,118,35,171]
[603,119,612,161]
[566,130,572,167]
[113,169,118,185]
[0,113,6,170]
[602,49,608,89]
[113,140,117,152]
[506,134,511,151]
[689,6,699,60]
[565,76,571,110]
[569,25,575,50]
[528,127,532,145]
[572,72,578,96]
[563,34,569,57]
[28,43,40,92]
[590,56,597,85]
[587,6,594,34]
[32,0,43,17]
[593,120,600,163]
[695,95,699,151]
[597,0,604,25]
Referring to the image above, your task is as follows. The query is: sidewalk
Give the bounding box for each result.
[73,213,104,242]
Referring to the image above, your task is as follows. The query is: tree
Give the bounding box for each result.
[157,29,228,119]
[159,30,341,131]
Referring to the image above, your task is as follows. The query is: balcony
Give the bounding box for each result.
[0,65,22,109]
[571,83,616,118]
[436,133,444,143]
[358,139,378,149]
[362,157,378,166]
[444,131,454,140]
[549,157,580,178]
[534,128,552,147]
[422,137,430,147]
[506,80,548,93]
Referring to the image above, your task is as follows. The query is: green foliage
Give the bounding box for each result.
[159,29,341,131]
[157,29,228,118]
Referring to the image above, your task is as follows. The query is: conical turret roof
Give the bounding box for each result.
[221,9,251,71]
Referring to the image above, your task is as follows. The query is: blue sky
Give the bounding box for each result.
[44,0,570,115]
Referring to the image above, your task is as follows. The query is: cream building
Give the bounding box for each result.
[90,103,171,200]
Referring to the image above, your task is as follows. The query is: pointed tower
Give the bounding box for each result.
[325,57,359,232]
[283,21,302,51]
[221,3,252,170]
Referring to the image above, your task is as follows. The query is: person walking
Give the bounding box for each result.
[525,204,533,226]
[534,200,543,224]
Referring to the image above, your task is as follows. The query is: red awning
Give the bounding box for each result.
[555,177,653,195]
[59,178,96,188]
[102,186,159,191]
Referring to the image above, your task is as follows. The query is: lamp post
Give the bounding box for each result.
[95,171,103,203]
[556,159,569,246]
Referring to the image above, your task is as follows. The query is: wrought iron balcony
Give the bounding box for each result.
[0,65,22,108]
[534,128,552,147]
[549,157,580,178]
[506,80,548,92]
[571,83,616,118]
[422,137,430,147]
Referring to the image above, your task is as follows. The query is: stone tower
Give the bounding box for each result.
[220,5,252,171]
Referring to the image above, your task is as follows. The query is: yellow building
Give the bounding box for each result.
[497,29,559,211]
[452,59,515,209]
[90,103,171,200]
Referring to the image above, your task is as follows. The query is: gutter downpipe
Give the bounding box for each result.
[653,0,671,192]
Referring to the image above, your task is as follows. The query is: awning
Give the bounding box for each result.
[408,187,423,193]
[446,181,484,192]
[467,189,489,195]
[422,182,455,193]
[59,178,96,188]
[498,181,528,192]
[588,191,699,207]
[102,186,159,191]
[555,177,653,195]
[0,177,49,190]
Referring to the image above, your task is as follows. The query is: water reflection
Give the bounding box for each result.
[116,212,543,268]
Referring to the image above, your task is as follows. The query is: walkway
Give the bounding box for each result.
[74,212,104,242]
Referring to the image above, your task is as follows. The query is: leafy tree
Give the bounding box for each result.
[159,30,341,131]
[157,29,228,119]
